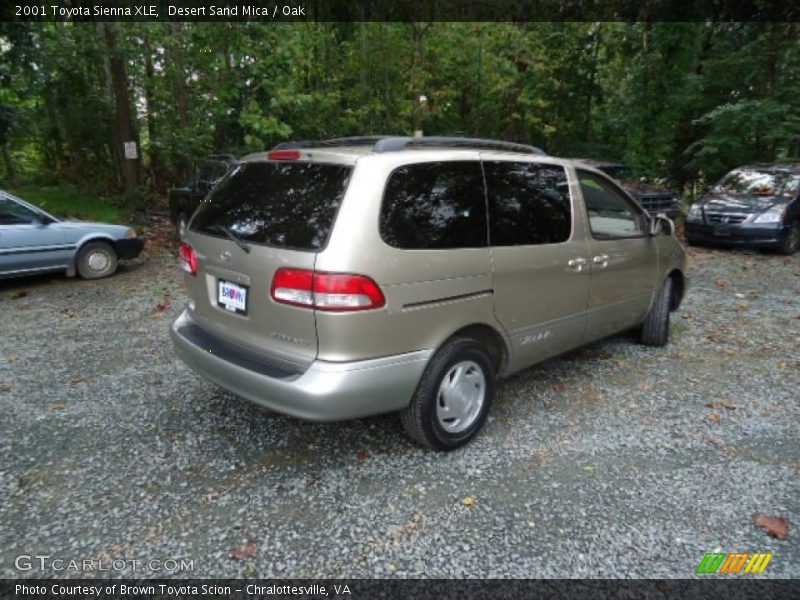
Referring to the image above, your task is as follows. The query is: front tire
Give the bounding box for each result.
[76,241,118,280]
[778,221,799,255]
[638,277,673,347]
[400,337,495,451]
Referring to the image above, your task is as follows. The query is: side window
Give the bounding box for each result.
[484,162,571,246]
[380,161,487,249]
[0,197,38,225]
[578,171,644,238]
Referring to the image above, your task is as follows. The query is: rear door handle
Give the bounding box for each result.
[567,257,588,272]
[593,254,609,268]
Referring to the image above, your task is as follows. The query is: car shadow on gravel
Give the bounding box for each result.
[0,261,146,294]
[194,331,643,468]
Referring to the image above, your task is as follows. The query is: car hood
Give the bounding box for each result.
[700,192,790,213]
[59,220,131,237]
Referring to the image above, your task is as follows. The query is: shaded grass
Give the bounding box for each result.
[8,186,132,224]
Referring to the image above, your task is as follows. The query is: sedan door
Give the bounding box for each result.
[0,195,68,275]
[484,159,591,373]
[575,170,659,341]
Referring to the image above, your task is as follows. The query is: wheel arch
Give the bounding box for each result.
[440,323,511,375]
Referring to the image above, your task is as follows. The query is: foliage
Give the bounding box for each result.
[9,186,132,223]
[0,22,798,203]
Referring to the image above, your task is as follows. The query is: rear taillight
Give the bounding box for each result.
[270,268,385,312]
[270,268,314,307]
[179,242,198,275]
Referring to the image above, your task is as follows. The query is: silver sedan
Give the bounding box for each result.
[0,190,144,280]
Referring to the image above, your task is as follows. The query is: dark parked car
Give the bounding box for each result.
[685,163,800,255]
[168,155,238,236]
[575,160,680,218]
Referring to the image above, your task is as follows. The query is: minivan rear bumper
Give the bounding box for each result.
[171,311,431,421]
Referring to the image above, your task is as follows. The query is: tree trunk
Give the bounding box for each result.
[411,22,429,136]
[1,144,16,185]
[102,22,140,195]
[143,31,165,194]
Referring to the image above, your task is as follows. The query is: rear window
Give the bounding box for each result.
[380,161,487,249]
[191,161,352,251]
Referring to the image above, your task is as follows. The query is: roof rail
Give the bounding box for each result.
[374,136,546,155]
[272,136,546,155]
[272,136,389,150]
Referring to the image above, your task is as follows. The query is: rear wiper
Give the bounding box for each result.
[215,225,250,254]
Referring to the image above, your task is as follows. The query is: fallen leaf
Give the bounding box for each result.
[709,413,723,423]
[9,290,29,299]
[231,540,257,560]
[551,382,567,392]
[706,401,736,410]
[707,332,723,343]
[7,355,19,362]
[0,384,10,392]
[411,513,423,524]
[736,301,750,309]
[69,376,86,385]
[656,580,669,594]
[461,495,477,507]
[156,302,170,312]
[752,514,790,541]
[51,403,68,410]
[356,450,370,461]
[714,278,729,289]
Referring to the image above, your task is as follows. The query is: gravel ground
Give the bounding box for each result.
[0,240,798,579]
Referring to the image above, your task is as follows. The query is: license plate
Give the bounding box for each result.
[217,280,248,314]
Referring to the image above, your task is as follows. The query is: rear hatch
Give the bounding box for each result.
[181,158,352,372]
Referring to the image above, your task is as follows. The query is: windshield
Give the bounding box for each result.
[714,169,800,197]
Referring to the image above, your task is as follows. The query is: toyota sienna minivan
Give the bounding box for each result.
[171,137,686,450]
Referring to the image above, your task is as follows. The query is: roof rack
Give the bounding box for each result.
[272,137,389,151]
[271,136,546,155]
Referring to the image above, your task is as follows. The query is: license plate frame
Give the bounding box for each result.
[217,279,248,315]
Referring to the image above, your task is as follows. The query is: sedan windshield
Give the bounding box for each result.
[714,169,800,197]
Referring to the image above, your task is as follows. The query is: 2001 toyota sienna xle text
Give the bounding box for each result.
[171,136,686,450]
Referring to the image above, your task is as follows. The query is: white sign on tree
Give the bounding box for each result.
[123,141,138,160]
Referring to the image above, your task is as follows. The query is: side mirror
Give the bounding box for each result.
[38,214,57,226]
[649,213,675,237]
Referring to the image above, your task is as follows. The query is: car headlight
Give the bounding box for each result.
[686,203,703,221]
[125,228,138,238]
[751,205,785,224]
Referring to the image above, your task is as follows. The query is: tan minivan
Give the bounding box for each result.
[171,137,686,450]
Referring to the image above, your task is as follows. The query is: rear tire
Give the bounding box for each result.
[76,241,118,280]
[778,221,799,255]
[400,337,495,451]
[638,277,673,347]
